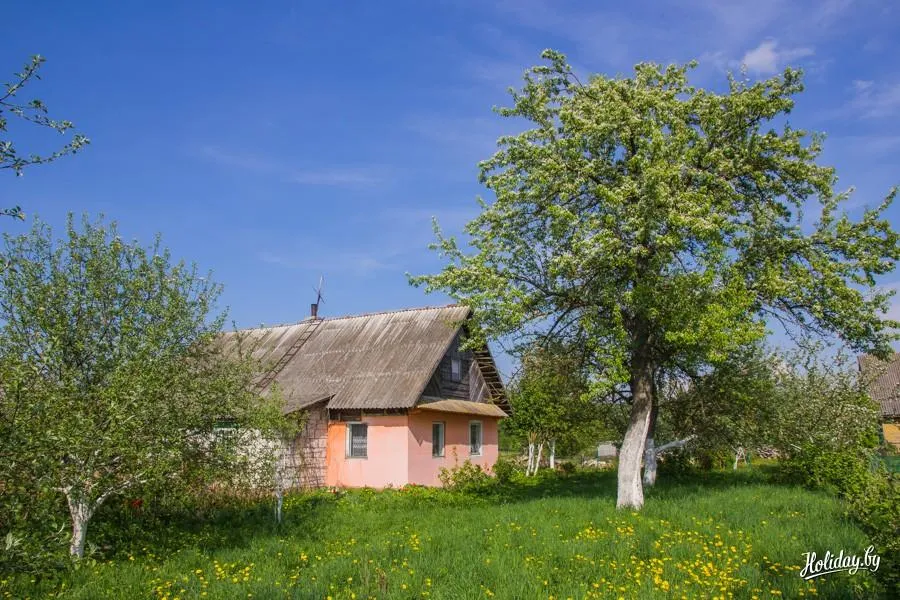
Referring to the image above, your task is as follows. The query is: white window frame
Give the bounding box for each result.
[346,421,368,459]
[432,421,445,458]
[450,357,462,382]
[469,420,483,456]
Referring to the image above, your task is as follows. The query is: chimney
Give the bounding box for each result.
[310,303,318,319]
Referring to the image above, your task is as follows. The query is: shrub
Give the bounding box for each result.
[657,448,695,477]
[491,457,517,484]
[438,460,491,492]
[777,444,872,497]
[780,445,900,590]
[558,461,577,475]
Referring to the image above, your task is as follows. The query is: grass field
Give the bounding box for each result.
[2,469,886,599]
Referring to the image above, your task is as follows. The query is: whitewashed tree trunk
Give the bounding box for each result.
[275,489,284,523]
[526,442,535,476]
[642,401,659,487]
[65,491,94,558]
[642,437,657,486]
[655,437,694,454]
[549,440,556,470]
[534,442,544,476]
[274,441,287,523]
[733,446,746,471]
[617,359,654,509]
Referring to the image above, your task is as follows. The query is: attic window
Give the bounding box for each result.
[450,357,462,382]
[346,422,367,458]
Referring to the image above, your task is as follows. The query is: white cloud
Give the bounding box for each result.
[195,145,390,188]
[829,134,900,156]
[404,115,513,162]
[740,40,814,74]
[258,250,394,275]
[848,80,900,118]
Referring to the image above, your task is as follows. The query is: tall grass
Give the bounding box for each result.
[1,468,885,599]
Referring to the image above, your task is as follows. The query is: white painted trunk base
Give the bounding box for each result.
[66,496,93,558]
[549,440,556,470]
[617,418,651,508]
[643,437,657,486]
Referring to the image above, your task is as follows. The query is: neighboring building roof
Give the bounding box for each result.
[858,353,900,418]
[225,305,506,413]
[416,397,508,418]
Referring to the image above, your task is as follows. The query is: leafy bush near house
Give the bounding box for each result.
[558,461,577,475]
[657,448,696,478]
[779,445,900,590]
[437,460,492,492]
[0,490,70,575]
[777,444,873,497]
[491,457,517,484]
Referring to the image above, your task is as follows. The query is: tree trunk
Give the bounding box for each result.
[275,489,284,523]
[733,446,745,471]
[534,442,543,476]
[643,402,659,487]
[65,492,94,558]
[526,441,535,476]
[549,440,556,470]
[617,357,654,509]
[643,437,657,487]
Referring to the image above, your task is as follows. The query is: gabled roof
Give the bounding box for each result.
[858,353,900,418]
[226,305,505,413]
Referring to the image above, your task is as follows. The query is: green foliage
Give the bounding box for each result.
[0,470,886,598]
[491,456,518,484]
[657,448,696,478]
[410,49,900,505]
[412,48,899,380]
[778,444,871,496]
[437,460,492,492]
[1,55,90,219]
[558,460,577,475]
[779,445,900,590]
[0,215,283,560]
[506,341,602,462]
[768,349,882,456]
[664,344,882,463]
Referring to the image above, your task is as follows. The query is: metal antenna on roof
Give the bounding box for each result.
[310,275,325,319]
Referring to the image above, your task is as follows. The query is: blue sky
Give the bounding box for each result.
[3,0,899,379]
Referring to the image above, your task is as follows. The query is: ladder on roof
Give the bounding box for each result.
[256,319,323,393]
[473,348,506,405]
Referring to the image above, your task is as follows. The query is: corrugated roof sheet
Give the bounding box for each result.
[416,398,508,418]
[226,305,474,411]
[859,353,900,418]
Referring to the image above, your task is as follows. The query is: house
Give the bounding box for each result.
[596,442,617,460]
[230,304,509,488]
[858,353,900,448]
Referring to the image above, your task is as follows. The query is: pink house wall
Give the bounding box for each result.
[325,415,409,488]
[407,411,500,487]
[324,411,501,488]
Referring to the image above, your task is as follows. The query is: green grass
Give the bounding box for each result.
[2,469,886,599]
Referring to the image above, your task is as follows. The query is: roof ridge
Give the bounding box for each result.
[233,303,466,332]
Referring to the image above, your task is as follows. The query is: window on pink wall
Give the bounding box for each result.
[346,422,367,458]
[469,421,483,456]
[432,422,445,457]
